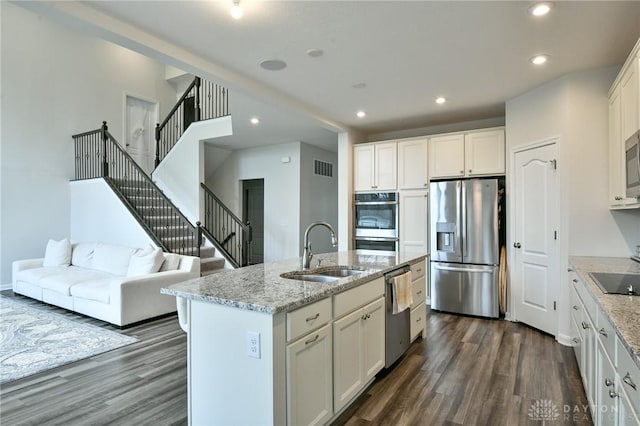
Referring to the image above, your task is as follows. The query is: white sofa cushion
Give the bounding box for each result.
[127,247,165,277]
[15,266,70,286]
[39,267,115,296]
[71,242,96,268]
[70,280,112,304]
[43,239,71,267]
[160,253,181,272]
[92,243,137,276]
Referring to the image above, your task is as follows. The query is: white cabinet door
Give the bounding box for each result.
[361,297,385,382]
[581,304,597,408]
[398,139,428,189]
[621,58,639,142]
[333,308,364,413]
[354,144,375,192]
[287,324,333,426]
[609,86,628,206]
[399,190,429,253]
[465,130,505,176]
[429,134,465,178]
[596,341,618,426]
[619,386,640,426]
[374,142,397,191]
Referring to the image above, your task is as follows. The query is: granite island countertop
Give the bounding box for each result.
[162,251,429,315]
[569,256,640,369]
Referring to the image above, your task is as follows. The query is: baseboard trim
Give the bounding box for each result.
[556,332,573,347]
[0,283,12,291]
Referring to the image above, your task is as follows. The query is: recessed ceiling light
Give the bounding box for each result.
[230,0,243,19]
[356,111,366,118]
[435,97,447,104]
[528,2,553,17]
[352,82,367,89]
[260,59,287,71]
[250,117,260,125]
[530,55,549,65]
[306,48,324,58]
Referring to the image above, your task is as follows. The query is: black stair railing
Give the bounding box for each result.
[73,121,202,256]
[201,183,252,268]
[155,76,228,167]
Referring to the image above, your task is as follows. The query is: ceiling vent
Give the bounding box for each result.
[314,159,333,177]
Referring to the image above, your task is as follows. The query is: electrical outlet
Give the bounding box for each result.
[247,331,260,359]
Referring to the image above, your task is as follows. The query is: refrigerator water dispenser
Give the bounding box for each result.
[435,223,456,252]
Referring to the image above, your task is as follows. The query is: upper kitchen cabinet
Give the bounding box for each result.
[398,138,429,190]
[429,128,505,179]
[354,142,397,192]
[609,38,640,209]
[464,129,505,176]
[429,134,465,178]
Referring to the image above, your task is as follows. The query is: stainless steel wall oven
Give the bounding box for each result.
[354,192,399,252]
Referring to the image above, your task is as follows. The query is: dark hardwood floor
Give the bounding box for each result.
[1,292,591,425]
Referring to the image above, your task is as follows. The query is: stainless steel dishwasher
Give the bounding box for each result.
[385,265,411,368]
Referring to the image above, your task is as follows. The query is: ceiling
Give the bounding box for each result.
[29,1,640,150]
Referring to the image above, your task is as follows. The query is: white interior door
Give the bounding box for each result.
[125,95,158,175]
[512,142,559,335]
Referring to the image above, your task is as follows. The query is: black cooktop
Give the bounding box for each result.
[589,272,640,295]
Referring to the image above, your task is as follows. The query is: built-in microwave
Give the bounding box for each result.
[626,130,640,199]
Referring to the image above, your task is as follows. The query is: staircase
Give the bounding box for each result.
[71,75,247,274]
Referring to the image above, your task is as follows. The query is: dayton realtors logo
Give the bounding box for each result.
[528,400,560,424]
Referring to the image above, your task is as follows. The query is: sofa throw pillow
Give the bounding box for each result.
[93,243,138,276]
[71,242,96,268]
[160,253,181,272]
[127,246,165,277]
[43,238,72,267]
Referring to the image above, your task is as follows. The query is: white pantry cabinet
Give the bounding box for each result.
[398,138,429,189]
[608,38,640,209]
[429,128,505,179]
[399,190,429,254]
[354,142,397,192]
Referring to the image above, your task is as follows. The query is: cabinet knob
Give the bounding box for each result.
[605,378,614,387]
[424,183,428,186]
[572,305,579,311]
[572,337,579,344]
[572,279,578,283]
[599,328,608,338]
[581,321,590,330]
[609,389,619,399]
[469,169,472,173]
[460,170,464,174]
[513,242,522,249]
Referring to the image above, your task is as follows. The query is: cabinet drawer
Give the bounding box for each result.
[287,297,332,342]
[617,336,640,415]
[412,277,426,307]
[596,307,616,366]
[572,273,596,322]
[410,303,426,340]
[334,277,385,319]
[411,259,426,280]
[569,283,582,325]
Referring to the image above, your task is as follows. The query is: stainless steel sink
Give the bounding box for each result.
[280,266,365,282]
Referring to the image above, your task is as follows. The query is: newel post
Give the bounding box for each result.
[154,123,161,167]
[101,121,109,177]
[196,221,202,257]
[194,77,202,122]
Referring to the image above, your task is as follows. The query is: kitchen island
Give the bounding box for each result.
[162,250,428,426]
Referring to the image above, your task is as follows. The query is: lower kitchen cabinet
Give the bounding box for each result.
[570,269,640,426]
[410,259,427,340]
[286,323,333,426]
[333,297,385,413]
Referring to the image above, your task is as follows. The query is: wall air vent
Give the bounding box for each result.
[314,159,334,177]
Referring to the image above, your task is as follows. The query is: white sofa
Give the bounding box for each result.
[12,241,200,327]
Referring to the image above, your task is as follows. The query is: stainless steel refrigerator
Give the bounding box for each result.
[429,178,503,318]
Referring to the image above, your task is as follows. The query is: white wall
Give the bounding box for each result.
[505,66,640,342]
[70,180,154,248]
[0,3,177,284]
[299,143,339,255]
[207,142,302,261]
[153,116,233,224]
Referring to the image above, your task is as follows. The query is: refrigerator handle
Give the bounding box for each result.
[433,264,494,273]
[456,180,463,261]
[461,180,467,260]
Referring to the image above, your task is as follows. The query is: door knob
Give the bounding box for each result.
[514,242,522,248]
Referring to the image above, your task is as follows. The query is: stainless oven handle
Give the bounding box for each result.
[355,237,399,242]
[354,201,399,206]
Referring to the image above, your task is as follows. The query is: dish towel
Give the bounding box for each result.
[392,271,413,314]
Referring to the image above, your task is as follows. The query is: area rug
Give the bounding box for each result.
[0,296,138,384]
